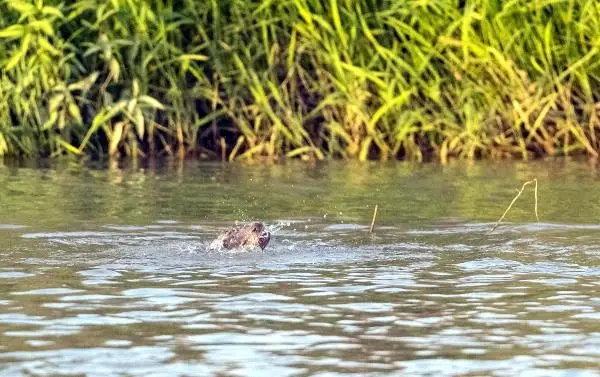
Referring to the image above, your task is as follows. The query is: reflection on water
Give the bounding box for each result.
[1,159,600,376]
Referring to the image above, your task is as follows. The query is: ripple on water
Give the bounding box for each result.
[0,224,28,230]
[4,211,600,376]
[12,288,84,296]
[0,271,34,279]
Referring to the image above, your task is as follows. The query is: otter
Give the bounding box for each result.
[216,221,271,250]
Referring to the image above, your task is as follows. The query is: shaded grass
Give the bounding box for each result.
[0,0,600,162]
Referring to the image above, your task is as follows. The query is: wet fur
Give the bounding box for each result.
[220,222,271,250]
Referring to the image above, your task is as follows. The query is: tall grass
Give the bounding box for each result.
[1,0,599,161]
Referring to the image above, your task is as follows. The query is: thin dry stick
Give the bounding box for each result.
[488,179,539,234]
[369,204,378,233]
[533,178,539,222]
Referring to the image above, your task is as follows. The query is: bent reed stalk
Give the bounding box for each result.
[488,179,540,234]
[1,0,600,161]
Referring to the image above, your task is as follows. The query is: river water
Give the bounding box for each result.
[1,159,600,376]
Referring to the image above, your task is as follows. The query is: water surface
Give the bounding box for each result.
[1,159,600,376]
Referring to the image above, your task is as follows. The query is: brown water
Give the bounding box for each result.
[1,159,600,376]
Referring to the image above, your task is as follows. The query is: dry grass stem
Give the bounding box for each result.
[369,204,378,233]
[488,179,539,234]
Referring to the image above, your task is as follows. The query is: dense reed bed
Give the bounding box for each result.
[1,0,599,161]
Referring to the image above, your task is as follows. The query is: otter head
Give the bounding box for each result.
[248,221,271,250]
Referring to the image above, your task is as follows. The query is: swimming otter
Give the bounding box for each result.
[217,221,271,250]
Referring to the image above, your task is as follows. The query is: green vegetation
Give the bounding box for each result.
[1,0,599,162]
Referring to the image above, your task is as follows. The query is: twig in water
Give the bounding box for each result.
[487,179,539,234]
[533,178,539,222]
[369,204,378,233]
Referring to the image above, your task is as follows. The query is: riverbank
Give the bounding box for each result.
[1,0,599,162]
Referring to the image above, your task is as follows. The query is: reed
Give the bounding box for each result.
[488,179,539,234]
[1,0,599,161]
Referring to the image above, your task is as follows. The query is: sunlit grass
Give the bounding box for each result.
[0,0,599,161]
